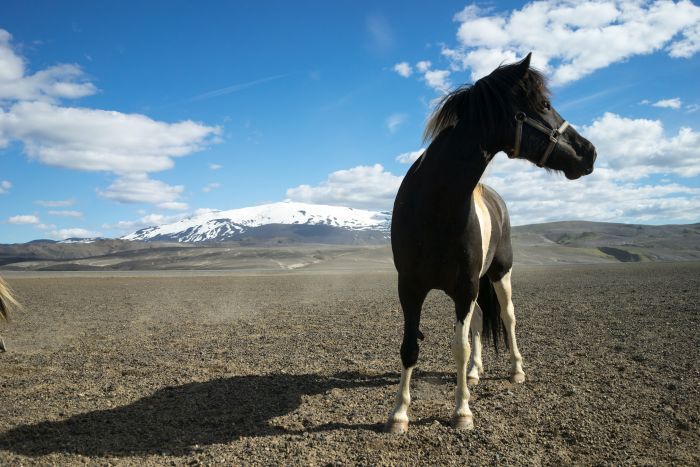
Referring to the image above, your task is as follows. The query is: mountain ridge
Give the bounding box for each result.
[122,201,391,243]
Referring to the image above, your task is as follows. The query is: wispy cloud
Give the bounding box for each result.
[558,84,633,111]
[8,214,40,224]
[365,12,395,53]
[686,103,700,113]
[0,180,11,194]
[50,228,102,239]
[187,73,290,102]
[395,149,425,164]
[202,182,220,193]
[35,199,76,207]
[652,98,682,109]
[209,163,222,170]
[386,113,407,133]
[48,210,83,218]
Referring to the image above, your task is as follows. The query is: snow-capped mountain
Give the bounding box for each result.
[122,201,392,243]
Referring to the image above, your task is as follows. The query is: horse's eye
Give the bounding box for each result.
[544,101,551,110]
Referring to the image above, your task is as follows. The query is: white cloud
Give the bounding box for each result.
[0,29,97,101]
[395,149,425,164]
[0,28,221,211]
[483,157,700,225]
[286,164,402,210]
[686,103,700,113]
[404,1,700,88]
[0,180,10,194]
[50,228,102,239]
[0,101,220,174]
[386,113,407,133]
[423,69,452,93]
[209,163,222,170]
[98,174,188,210]
[416,60,432,73]
[48,210,83,218]
[104,212,183,233]
[8,214,39,224]
[393,62,412,77]
[651,98,682,109]
[581,112,700,177]
[287,111,700,224]
[202,182,220,193]
[35,199,75,207]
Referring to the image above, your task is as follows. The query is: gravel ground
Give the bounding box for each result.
[0,262,698,466]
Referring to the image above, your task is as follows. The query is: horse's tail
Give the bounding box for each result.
[478,275,508,352]
[0,276,20,321]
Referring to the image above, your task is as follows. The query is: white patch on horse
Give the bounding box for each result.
[451,302,476,429]
[494,269,526,383]
[473,187,492,277]
[386,366,414,432]
[467,304,483,384]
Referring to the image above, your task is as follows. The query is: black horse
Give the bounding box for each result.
[386,53,596,433]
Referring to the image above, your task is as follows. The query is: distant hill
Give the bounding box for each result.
[1,218,698,271]
[512,221,700,264]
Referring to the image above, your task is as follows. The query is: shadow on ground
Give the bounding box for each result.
[0,371,397,457]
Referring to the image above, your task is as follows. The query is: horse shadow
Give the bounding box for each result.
[0,371,398,457]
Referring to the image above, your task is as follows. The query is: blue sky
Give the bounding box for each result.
[1,0,699,243]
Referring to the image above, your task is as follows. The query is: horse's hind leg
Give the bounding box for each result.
[493,269,525,383]
[467,304,483,385]
[385,277,427,434]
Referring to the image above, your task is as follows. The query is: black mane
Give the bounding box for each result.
[423,58,550,145]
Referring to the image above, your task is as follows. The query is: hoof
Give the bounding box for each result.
[467,376,480,386]
[385,420,409,434]
[451,415,474,430]
[510,372,526,384]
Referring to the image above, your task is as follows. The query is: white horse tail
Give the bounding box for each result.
[0,275,19,321]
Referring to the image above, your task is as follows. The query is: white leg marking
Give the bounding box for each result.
[452,302,475,429]
[493,269,525,383]
[467,304,483,385]
[473,190,492,277]
[386,366,414,433]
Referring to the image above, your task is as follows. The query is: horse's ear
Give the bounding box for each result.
[518,52,532,77]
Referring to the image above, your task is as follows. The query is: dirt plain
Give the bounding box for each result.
[0,262,698,466]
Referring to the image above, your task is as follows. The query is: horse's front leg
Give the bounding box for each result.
[452,299,476,430]
[385,279,427,434]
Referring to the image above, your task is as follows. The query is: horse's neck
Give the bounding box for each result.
[425,128,489,208]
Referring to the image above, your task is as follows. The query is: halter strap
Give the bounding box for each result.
[511,111,569,167]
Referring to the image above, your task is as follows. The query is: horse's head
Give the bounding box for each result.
[497,53,597,180]
[423,53,596,179]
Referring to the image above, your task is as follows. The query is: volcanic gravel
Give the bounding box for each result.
[0,262,698,465]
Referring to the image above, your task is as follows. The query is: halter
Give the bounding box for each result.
[511,111,570,167]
